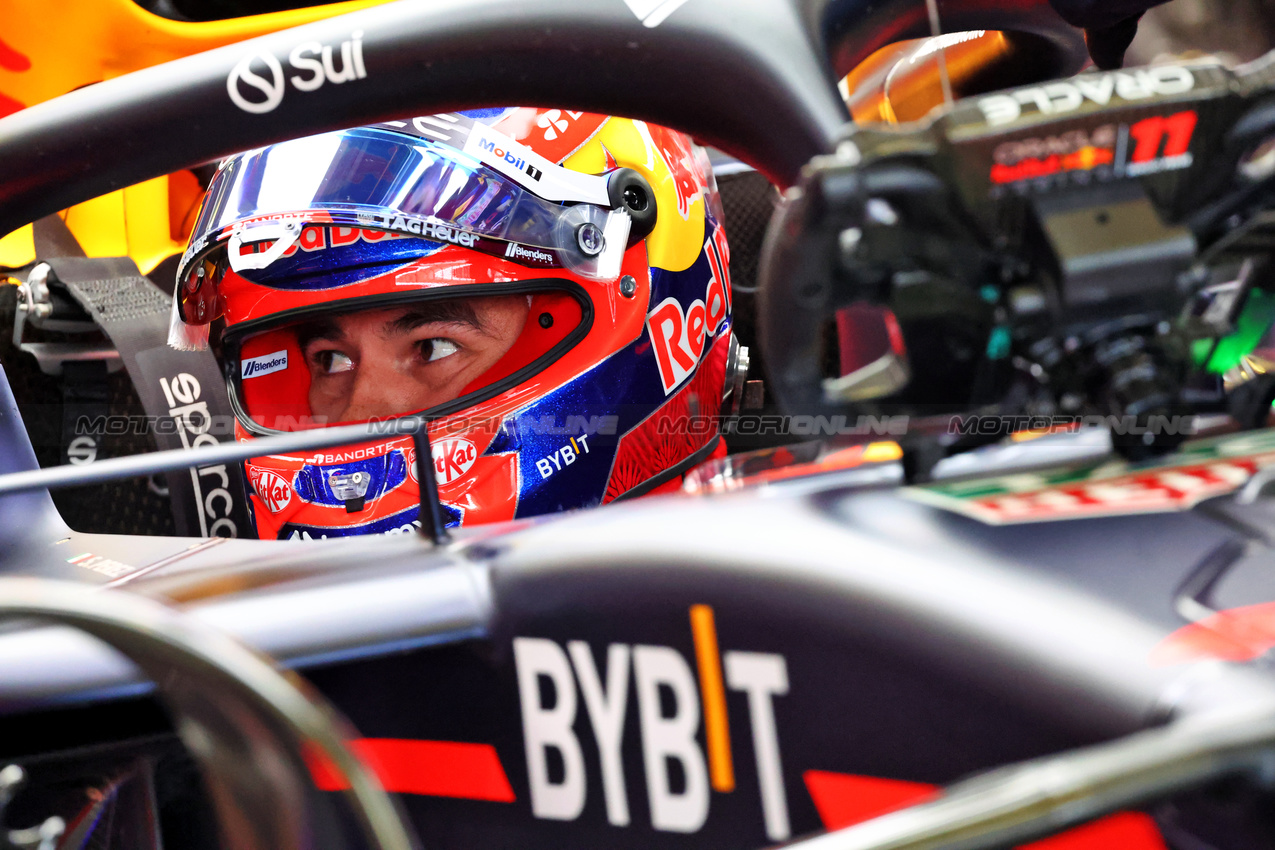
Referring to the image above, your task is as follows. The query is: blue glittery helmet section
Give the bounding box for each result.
[484,418,523,455]
[458,107,516,122]
[293,451,410,507]
[279,503,462,540]
[235,234,446,291]
[508,218,732,518]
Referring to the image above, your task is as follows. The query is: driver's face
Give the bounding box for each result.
[297,297,529,423]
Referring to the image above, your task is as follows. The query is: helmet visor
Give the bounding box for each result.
[179,124,630,316]
[225,284,589,433]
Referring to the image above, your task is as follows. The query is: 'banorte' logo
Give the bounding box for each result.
[227,31,367,114]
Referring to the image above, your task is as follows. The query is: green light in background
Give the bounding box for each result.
[1194,289,1275,373]
[986,326,1011,359]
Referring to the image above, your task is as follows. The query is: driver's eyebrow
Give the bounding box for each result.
[386,301,482,335]
[295,318,343,351]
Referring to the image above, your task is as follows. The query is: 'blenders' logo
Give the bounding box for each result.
[242,350,288,379]
[505,243,555,264]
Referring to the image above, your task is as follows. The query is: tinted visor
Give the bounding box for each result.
[225,285,589,433]
[180,126,629,304]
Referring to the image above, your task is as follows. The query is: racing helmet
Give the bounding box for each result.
[172,109,736,540]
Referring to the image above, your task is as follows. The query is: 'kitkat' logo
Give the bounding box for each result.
[433,438,478,485]
[248,466,293,513]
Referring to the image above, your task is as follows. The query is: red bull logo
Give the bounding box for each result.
[651,125,705,219]
[647,232,731,395]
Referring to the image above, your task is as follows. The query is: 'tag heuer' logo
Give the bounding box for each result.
[647,229,731,395]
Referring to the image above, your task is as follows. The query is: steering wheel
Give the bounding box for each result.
[0,577,417,850]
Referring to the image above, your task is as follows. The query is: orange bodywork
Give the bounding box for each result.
[842,30,1024,125]
[0,0,390,274]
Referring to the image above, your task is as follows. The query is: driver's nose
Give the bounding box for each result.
[340,358,422,422]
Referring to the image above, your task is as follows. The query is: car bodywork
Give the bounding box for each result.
[2,1,1275,849]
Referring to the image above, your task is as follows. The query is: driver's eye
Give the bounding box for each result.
[318,351,355,374]
[422,339,459,362]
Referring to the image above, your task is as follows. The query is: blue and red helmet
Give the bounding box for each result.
[173,109,737,539]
